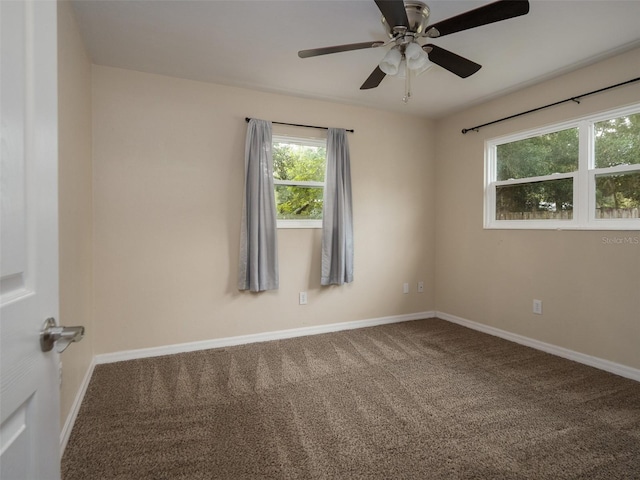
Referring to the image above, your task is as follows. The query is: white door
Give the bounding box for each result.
[0,0,61,479]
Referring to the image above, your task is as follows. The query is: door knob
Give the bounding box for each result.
[40,317,85,353]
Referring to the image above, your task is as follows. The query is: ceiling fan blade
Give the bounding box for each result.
[375,0,409,30]
[360,66,386,90]
[425,0,529,38]
[424,44,481,78]
[298,41,384,58]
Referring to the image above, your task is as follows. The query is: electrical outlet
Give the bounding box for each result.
[533,299,542,315]
[403,283,409,294]
[299,291,308,305]
[417,281,424,293]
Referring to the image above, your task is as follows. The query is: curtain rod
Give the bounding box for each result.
[461,76,640,134]
[245,117,354,133]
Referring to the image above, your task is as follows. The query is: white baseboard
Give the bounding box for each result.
[436,311,640,382]
[94,311,436,365]
[60,356,96,455]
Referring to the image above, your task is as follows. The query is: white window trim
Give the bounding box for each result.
[484,103,640,230]
[277,219,323,229]
[272,134,326,229]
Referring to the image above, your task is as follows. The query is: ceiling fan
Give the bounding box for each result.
[298,0,530,101]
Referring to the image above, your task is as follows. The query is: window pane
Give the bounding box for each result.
[594,113,640,168]
[275,185,323,220]
[496,128,579,181]
[595,171,640,219]
[273,142,326,182]
[496,178,573,220]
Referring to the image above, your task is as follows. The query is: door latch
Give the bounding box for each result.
[40,317,85,353]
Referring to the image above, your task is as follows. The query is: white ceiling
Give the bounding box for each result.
[71,0,640,119]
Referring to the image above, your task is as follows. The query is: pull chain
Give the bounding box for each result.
[403,61,411,104]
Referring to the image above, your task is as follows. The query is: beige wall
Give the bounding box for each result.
[435,47,640,369]
[59,23,639,435]
[91,66,435,354]
[57,0,94,424]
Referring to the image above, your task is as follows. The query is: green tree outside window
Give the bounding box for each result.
[273,140,326,220]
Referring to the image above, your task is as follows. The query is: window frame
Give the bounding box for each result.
[272,134,327,229]
[484,103,640,230]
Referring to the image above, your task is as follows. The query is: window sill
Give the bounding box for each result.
[484,219,640,231]
[277,219,322,229]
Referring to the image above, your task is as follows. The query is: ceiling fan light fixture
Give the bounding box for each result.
[379,47,402,75]
[412,60,432,76]
[405,42,430,72]
[404,41,421,61]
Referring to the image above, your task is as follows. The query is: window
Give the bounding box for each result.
[272,135,326,228]
[485,104,640,230]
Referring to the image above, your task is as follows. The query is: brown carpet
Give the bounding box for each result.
[62,318,640,479]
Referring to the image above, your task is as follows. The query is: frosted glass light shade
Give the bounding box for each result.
[379,47,402,75]
[412,57,432,75]
[405,42,422,62]
[405,42,430,72]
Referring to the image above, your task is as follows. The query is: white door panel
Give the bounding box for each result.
[1,0,61,478]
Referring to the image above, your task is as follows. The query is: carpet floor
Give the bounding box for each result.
[62,318,640,479]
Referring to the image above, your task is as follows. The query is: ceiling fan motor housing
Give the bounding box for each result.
[382,1,430,38]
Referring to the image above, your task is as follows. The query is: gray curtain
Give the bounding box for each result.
[238,118,279,292]
[321,128,354,286]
